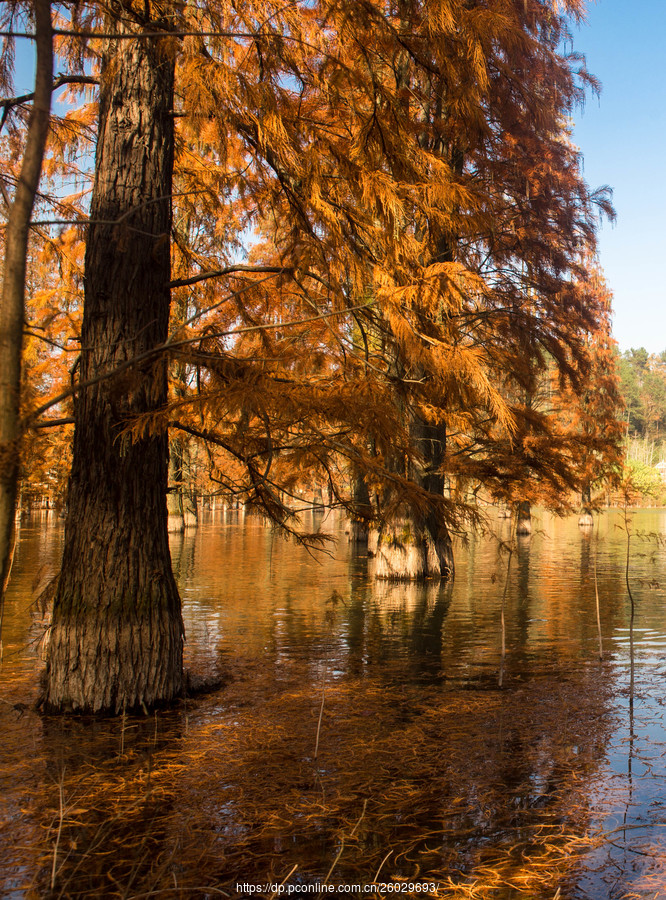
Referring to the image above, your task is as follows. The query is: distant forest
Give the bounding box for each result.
[619,347,666,498]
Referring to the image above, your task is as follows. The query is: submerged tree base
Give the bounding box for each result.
[167,490,199,534]
[516,500,532,536]
[347,518,369,546]
[43,609,183,716]
[579,509,595,527]
[370,517,453,581]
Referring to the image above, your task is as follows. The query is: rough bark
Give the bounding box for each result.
[372,517,453,580]
[43,19,183,714]
[0,0,52,624]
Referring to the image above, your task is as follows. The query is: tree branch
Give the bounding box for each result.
[168,264,290,290]
[24,301,376,426]
[27,189,208,227]
[0,74,97,130]
[0,30,326,55]
[32,417,75,428]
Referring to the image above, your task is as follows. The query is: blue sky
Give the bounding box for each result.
[571,0,666,354]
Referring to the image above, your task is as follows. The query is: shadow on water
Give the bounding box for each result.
[3,510,666,897]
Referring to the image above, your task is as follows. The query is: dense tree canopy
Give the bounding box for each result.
[0,0,624,711]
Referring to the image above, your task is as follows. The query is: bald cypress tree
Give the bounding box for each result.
[44,12,183,712]
[2,0,620,708]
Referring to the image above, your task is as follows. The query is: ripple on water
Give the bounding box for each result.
[3,509,666,896]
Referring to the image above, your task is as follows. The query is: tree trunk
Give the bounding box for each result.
[372,516,453,580]
[183,488,199,528]
[167,437,199,532]
[372,416,453,580]
[43,20,183,713]
[578,484,594,527]
[181,440,199,527]
[348,469,371,546]
[516,500,532,535]
[167,439,185,533]
[0,0,52,626]
[371,131,457,580]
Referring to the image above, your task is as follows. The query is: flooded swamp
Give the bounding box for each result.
[2,509,666,898]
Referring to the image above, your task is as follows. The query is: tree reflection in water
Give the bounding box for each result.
[3,511,666,897]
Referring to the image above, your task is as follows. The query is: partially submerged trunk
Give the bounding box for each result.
[312,483,325,511]
[348,469,372,546]
[372,515,453,580]
[372,417,453,581]
[0,0,52,617]
[167,459,185,534]
[516,500,532,535]
[183,492,199,528]
[167,438,198,532]
[43,22,183,714]
[578,485,594,527]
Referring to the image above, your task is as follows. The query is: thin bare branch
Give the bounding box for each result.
[169,264,290,290]
[0,74,98,125]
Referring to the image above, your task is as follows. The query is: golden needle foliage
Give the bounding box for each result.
[1,0,623,530]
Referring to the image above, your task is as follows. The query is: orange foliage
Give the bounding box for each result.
[1,0,623,528]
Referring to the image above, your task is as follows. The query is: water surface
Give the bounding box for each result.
[1,508,666,898]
